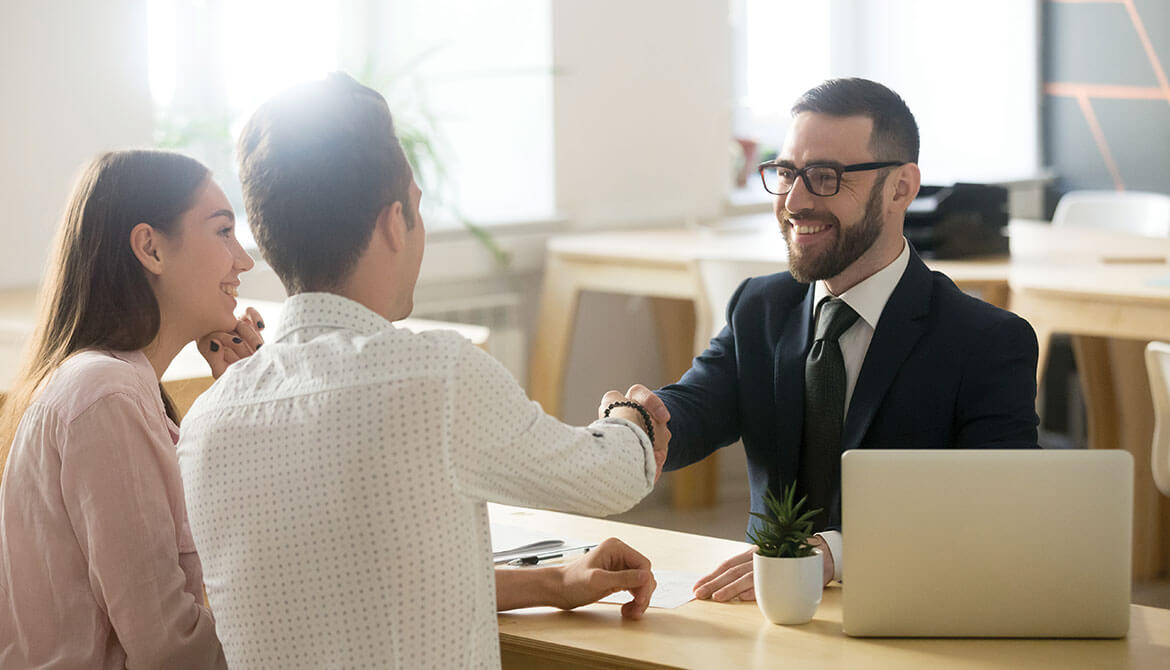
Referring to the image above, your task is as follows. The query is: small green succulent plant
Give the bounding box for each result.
[747,483,822,559]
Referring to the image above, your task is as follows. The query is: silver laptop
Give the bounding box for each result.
[842,449,1132,638]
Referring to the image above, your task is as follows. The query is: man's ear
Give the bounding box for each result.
[376,200,407,253]
[129,222,165,276]
[889,163,921,209]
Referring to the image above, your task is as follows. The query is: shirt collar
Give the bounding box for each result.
[813,237,910,329]
[109,348,178,435]
[274,292,395,341]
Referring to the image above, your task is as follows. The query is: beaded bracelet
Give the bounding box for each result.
[603,400,655,447]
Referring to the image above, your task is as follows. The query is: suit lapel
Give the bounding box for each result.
[774,284,815,487]
[841,247,934,452]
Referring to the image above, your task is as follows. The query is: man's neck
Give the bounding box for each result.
[823,234,905,296]
[334,264,410,323]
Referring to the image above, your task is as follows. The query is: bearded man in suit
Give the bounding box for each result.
[636,78,1039,600]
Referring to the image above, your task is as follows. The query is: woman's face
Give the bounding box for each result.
[154,178,254,340]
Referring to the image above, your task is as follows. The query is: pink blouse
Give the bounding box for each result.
[0,349,225,669]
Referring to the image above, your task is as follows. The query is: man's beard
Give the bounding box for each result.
[781,178,885,283]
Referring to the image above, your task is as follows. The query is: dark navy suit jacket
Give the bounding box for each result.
[657,246,1039,535]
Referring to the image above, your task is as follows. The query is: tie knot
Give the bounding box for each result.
[815,298,859,342]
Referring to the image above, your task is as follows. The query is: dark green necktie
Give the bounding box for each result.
[798,297,859,532]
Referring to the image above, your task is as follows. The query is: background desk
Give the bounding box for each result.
[494,504,1170,669]
[528,220,1170,579]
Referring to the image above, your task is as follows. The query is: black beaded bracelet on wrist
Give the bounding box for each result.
[603,400,655,447]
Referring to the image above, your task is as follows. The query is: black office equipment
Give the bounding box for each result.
[904,183,1010,259]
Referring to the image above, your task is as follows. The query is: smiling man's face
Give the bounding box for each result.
[775,112,891,284]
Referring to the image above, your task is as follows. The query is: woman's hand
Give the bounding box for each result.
[197,306,265,379]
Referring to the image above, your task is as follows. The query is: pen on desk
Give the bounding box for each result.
[512,553,562,566]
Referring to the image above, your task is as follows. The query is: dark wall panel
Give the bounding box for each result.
[1043,0,1170,199]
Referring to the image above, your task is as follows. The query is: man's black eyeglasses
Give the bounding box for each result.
[758,161,906,197]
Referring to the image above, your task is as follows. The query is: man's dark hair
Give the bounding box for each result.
[791,78,919,164]
[237,72,413,294]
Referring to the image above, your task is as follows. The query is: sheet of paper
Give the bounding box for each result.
[599,570,699,609]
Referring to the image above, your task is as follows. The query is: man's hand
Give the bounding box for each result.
[598,384,671,482]
[556,537,657,619]
[197,306,265,379]
[693,541,835,602]
[496,537,656,619]
[693,547,756,601]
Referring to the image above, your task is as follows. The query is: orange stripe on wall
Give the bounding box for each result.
[1045,82,1168,100]
[1074,94,1126,191]
[1122,0,1170,103]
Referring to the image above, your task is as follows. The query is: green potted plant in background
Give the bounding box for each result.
[357,56,510,266]
[748,483,824,625]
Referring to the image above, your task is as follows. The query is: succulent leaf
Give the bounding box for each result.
[750,483,822,559]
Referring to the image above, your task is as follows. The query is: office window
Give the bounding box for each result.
[147,0,554,232]
[733,0,1040,188]
[732,0,831,167]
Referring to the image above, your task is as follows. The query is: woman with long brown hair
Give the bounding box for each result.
[0,150,263,668]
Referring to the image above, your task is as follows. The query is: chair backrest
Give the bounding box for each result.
[1052,190,1170,237]
[696,258,780,340]
[1144,341,1170,497]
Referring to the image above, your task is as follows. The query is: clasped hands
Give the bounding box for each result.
[597,384,671,483]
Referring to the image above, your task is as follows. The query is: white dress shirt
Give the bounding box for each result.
[810,239,910,581]
[177,292,655,669]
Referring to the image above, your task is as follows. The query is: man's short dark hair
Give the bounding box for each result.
[238,72,413,294]
[791,78,919,164]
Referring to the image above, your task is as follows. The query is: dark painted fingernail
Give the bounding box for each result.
[255,343,262,349]
[209,341,220,352]
[232,337,242,344]
[257,321,265,329]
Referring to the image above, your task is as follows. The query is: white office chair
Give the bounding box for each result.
[1052,190,1170,237]
[696,258,781,340]
[1144,341,1170,497]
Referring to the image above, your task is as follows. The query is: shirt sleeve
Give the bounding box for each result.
[446,340,655,515]
[58,393,226,670]
[817,530,844,582]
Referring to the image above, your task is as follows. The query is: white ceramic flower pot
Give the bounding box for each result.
[753,550,823,625]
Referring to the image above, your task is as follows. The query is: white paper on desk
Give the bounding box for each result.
[599,570,698,609]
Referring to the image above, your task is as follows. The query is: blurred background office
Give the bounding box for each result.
[2,0,1168,598]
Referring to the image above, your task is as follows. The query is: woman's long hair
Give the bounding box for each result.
[0,150,211,477]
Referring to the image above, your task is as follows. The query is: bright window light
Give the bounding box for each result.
[146,0,554,234]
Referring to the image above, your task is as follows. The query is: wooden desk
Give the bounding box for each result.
[494,504,1170,669]
[0,289,490,417]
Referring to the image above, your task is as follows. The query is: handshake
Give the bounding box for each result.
[597,384,671,483]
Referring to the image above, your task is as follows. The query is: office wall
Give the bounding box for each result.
[552,0,732,228]
[1044,0,1170,196]
[0,1,154,287]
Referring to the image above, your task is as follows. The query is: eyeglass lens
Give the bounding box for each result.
[760,166,840,196]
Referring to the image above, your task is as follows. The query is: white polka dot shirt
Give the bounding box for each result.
[176,292,655,669]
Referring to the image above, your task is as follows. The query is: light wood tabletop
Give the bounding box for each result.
[493,504,1170,670]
